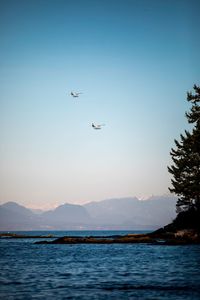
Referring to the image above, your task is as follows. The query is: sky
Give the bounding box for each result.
[0,0,200,210]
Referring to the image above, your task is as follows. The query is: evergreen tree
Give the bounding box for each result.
[168,85,200,213]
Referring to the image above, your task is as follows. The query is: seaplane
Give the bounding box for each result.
[92,123,105,130]
[70,91,82,98]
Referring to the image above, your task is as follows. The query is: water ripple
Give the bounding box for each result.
[1,232,200,300]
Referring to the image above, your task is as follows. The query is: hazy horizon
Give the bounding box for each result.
[0,193,175,210]
[0,0,199,210]
[0,195,177,230]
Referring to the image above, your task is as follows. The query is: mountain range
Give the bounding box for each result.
[0,196,177,230]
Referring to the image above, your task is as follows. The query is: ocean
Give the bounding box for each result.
[0,230,200,300]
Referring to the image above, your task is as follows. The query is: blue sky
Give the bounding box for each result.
[0,0,199,209]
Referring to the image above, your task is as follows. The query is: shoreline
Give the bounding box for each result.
[0,232,55,239]
[34,230,200,245]
[1,229,200,245]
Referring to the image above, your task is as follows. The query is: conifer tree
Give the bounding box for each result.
[168,85,200,213]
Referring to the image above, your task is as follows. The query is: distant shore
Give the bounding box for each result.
[0,232,55,239]
[34,229,200,245]
[1,229,199,245]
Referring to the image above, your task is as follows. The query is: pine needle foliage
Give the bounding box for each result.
[168,85,200,213]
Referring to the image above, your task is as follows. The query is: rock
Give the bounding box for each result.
[34,229,200,245]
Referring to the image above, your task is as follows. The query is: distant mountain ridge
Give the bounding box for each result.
[0,196,177,230]
[84,196,177,229]
[0,202,37,230]
[41,203,91,229]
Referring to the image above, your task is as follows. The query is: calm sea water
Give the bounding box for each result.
[0,230,200,300]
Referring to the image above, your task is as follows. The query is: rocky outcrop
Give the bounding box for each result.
[35,234,155,244]
[1,229,199,245]
[35,230,200,245]
[149,228,200,245]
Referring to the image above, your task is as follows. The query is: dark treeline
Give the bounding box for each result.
[168,84,200,231]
